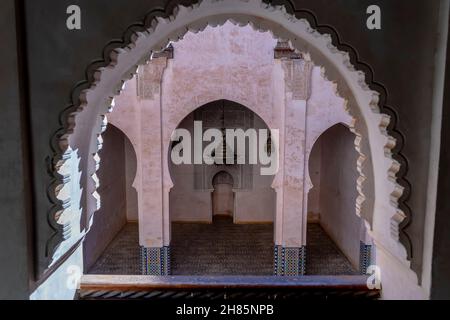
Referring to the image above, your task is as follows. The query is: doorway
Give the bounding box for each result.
[212,171,234,219]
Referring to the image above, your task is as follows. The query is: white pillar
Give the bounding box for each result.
[274,57,313,276]
[137,56,172,275]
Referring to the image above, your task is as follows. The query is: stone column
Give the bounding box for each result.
[137,51,172,275]
[274,49,313,276]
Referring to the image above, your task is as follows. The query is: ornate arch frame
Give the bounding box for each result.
[46,0,413,279]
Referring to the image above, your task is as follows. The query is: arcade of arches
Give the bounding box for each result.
[83,24,370,278]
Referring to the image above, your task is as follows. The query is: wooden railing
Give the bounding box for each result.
[78,275,380,300]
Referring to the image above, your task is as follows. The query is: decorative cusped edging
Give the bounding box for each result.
[46,0,412,277]
[289,4,412,256]
[291,6,412,259]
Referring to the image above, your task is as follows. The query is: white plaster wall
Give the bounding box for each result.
[315,124,361,269]
[165,23,278,223]
[108,78,142,222]
[377,246,428,299]
[234,116,276,223]
[169,113,219,222]
[161,23,278,135]
[169,105,276,223]
[124,138,139,221]
[307,140,321,219]
[305,67,352,171]
[234,189,275,223]
[108,23,357,245]
[170,189,212,222]
[108,62,168,247]
[83,125,128,271]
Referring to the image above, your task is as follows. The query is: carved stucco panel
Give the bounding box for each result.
[137,57,168,100]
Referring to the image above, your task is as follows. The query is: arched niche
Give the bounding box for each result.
[168,99,275,225]
[307,123,366,274]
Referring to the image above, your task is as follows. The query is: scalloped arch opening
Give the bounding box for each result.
[47,0,413,281]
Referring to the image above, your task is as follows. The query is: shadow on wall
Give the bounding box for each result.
[307,123,362,270]
[83,124,138,271]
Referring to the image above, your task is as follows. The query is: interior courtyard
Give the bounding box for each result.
[1,0,449,301]
[81,23,368,280]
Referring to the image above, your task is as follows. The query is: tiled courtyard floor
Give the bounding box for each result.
[88,218,358,276]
